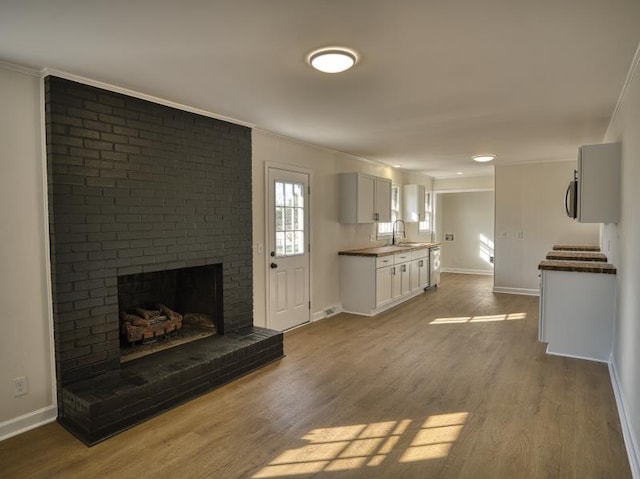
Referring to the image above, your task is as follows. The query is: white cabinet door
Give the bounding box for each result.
[375,177,392,223]
[399,262,411,296]
[391,265,402,301]
[578,142,621,223]
[357,174,376,223]
[410,258,429,292]
[410,259,421,293]
[418,258,430,288]
[376,265,393,308]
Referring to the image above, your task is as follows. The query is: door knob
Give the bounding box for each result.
[270,262,278,269]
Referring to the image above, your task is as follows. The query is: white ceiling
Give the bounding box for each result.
[1,0,639,178]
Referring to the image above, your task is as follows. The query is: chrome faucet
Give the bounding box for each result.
[392,220,406,245]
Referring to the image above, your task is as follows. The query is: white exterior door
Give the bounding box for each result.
[267,167,310,331]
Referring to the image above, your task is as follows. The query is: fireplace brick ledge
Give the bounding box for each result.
[59,326,283,445]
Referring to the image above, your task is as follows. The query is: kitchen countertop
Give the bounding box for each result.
[552,244,601,252]
[338,242,440,257]
[545,251,608,262]
[538,259,616,274]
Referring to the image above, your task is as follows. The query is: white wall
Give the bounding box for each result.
[251,130,433,326]
[0,66,56,438]
[433,175,494,192]
[494,161,599,294]
[601,46,640,475]
[438,191,495,274]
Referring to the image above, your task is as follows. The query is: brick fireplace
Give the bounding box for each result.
[45,76,283,444]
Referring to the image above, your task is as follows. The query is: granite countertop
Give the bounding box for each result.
[552,244,601,252]
[546,251,608,262]
[538,259,616,274]
[338,242,441,257]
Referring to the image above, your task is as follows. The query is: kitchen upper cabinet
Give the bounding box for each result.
[339,172,392,223]
[403,184,425,222]
[577,142,621,223]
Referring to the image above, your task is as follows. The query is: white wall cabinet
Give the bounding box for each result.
[339,172,392,223]
[340,247,432,316]
[403,184,425,222]
[539,269,615,362]
[577,142,621,223]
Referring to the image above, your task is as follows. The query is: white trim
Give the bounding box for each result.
[0,405,57,442]
[433,187,494,193]
[312,304,343,322]
[39,76,59,410]
[544,346,608,364]
[610,357,640,479]
[606,40,640,140]
[41,68,254,128]
[442,268,494,276]
[497,157,578,167]
[493,286,540,296]
[0,60,41,76]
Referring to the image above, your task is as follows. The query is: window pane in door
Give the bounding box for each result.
[274,180,305,257]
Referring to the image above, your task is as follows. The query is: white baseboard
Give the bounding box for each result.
[609,357,640,479]
[312,304,343,322]
[0,405,57,442]
[441,268,493,276]
[544,346,609,364]
[493,286,540,296]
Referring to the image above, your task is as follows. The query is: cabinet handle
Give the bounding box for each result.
[374,212,379,221]
[392,267,396,275]
[401,265,406,272]
[419,260,423,267]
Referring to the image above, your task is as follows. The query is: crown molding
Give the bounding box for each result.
[606,40,640,140]
[40,67,254,128]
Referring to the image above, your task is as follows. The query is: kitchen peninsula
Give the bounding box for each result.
[538,245,616,362]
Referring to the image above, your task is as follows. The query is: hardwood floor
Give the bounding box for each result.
[0,273,630,478]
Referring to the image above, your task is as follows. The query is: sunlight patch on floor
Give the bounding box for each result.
[430,312,527,325]
[252,414,467,477]
[399,412,468,463]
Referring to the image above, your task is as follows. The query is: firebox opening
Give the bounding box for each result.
[117,264,223,363]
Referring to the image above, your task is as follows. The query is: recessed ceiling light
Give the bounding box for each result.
[472,154,496,163]
[457,172,464,175]
[308,47,359,73]
[394,164,402,168]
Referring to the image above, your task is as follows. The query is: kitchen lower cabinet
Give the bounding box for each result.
[539,269,615,362]
[340,247,431,316]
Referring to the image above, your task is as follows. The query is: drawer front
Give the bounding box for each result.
[376,256,394,268]
[393,252,411,264]
[411,248,429,260]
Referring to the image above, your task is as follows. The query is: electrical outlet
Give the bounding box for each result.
[12,376,28,397]
[516,231,525,240]
[369,234,375,242]
[500,232,508,240]
[257,242,264,255]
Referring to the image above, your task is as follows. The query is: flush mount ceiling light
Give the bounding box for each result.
[472,154,496,163]
[307,47,359,73]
